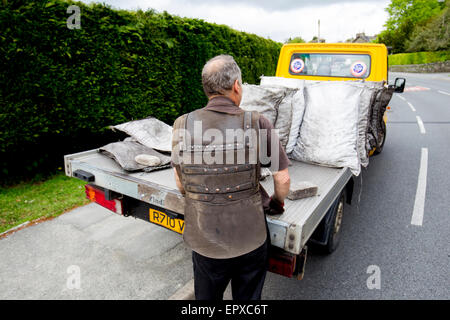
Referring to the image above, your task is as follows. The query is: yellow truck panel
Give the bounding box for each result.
[275,43,389,82]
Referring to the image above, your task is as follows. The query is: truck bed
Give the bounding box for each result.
[64,149,352,255]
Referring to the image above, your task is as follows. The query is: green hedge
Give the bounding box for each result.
[0,0,282,183]
[388,51,450,66]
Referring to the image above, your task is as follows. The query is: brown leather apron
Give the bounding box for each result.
[177,108,267,259]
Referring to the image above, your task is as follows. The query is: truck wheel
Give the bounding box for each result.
[373,120,386,155]
[324,193,345,254]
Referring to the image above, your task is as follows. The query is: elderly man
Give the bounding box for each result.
[171,54,290,300]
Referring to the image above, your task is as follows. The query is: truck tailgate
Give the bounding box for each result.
[65,149,351,255]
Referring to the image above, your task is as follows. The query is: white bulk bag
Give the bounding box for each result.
[240,84,286,125]
[291,81,363,176]
[260,77,306,154]
[112,117,173,152]
[240,84,291,147]
[260,76,304,89]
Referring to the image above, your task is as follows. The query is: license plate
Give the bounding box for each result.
[149,208,185,234]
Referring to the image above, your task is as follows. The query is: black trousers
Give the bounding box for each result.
[192,237,269,301]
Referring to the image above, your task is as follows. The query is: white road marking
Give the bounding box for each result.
[404,86,430,92]
[411,148,428,226]
[438,90,450,96]
[398,95,406,101]
[416,116,426,134]
[407,102,416,112]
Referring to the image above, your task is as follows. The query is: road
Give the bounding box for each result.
[0,204,193,299]
[0,72,449,300]
[262,72,450,299]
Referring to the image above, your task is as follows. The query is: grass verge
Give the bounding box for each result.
[0,173,89,234]
[388,51,450,66]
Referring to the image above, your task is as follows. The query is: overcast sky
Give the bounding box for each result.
[78,0,391,43]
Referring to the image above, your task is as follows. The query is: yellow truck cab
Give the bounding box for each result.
[276,43,389,82]
[275,43,405,155]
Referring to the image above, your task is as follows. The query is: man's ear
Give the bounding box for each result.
[233,79,241,94]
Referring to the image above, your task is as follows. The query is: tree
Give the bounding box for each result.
[286,36,305,44]
[376,0,445,53]
[406,1,450,52]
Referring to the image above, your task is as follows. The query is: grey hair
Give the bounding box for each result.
[201,54,242,97]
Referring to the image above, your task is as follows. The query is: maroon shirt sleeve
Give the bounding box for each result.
[258,115,291,172]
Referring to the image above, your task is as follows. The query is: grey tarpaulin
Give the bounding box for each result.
[260,76,306,154]
[291,81,363,176]
[99,139,171,172]
[367,85,393,154]
[111,117,173,152]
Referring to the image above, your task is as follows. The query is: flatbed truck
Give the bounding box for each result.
[64,43,405,279]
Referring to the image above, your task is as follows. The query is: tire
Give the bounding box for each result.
[373,119,386,155]
[324,193,345,254]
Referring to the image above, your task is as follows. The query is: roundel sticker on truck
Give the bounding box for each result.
[350,61,367,77]
[290,58,305,74]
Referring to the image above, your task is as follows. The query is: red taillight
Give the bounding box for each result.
[268,247,307,280]
[268,250,296,278]
[85,185,122,215]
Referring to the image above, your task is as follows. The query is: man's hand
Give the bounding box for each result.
[266,196,284,215]
[265,168,290,215]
